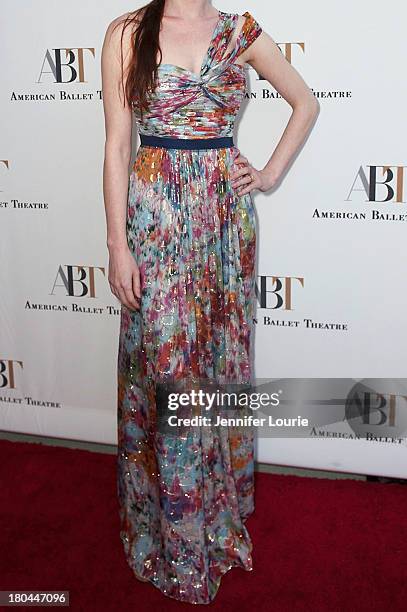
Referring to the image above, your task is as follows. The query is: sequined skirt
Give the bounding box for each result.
[116,138,257,604]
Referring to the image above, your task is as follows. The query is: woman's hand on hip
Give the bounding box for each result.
[108,244,141,311]
[231,153,276,196]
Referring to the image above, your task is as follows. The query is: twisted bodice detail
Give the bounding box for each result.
[131,11,263,138]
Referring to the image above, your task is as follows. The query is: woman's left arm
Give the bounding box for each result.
[231,30,320,196]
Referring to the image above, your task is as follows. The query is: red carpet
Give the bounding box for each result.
[1,438,406,611]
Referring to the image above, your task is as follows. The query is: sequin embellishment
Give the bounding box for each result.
[117,10,263,605]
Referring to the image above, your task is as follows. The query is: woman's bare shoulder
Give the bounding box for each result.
[103,9,144,45]
[102,9,144,64]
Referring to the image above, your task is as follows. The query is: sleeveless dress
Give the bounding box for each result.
[117,10,263,604]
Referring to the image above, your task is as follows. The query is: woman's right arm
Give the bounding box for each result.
[101,14,140,311]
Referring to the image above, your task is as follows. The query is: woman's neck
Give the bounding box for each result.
[163,0,217,20]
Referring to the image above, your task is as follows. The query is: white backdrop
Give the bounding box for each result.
[1,0,406,477]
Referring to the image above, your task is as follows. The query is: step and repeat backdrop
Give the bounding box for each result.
[1,0,406,477]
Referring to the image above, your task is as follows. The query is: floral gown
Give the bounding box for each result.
[116,10,263,604]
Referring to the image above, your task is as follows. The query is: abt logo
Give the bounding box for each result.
[347,165,406,203]
[256,276,304,310]
[38,48,95,83]
[51,265,105,298]
[0,359,23,389]
[345,380,407,439]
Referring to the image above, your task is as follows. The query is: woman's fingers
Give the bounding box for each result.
[238,172,260,196]
[108,250,142,311]
[230,154,259,195]
[230,155,249,179]
[132,269,141,299]
[231,166,250,182]
[117,284,139,311]
[123,286,140,310]
[110,276,140,311]
[233,173,254,188]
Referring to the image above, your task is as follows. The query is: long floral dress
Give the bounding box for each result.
[116,10,263,604]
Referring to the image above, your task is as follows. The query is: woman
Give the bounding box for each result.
[101,0,319,604]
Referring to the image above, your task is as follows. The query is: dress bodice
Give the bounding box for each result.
[131,11,263,138]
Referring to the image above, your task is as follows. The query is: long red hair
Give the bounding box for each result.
[113,0,165,114]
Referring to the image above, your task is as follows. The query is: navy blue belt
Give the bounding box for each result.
[139,133,234,150]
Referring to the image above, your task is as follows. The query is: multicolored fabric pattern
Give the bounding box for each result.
[117,10,263,604]
[132,10,263,138]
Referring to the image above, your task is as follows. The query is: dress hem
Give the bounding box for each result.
[124,550,254,605]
